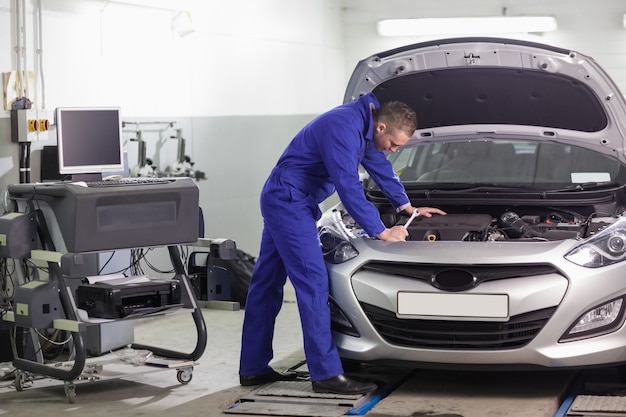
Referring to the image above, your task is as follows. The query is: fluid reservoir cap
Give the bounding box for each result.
[424,229,440,241]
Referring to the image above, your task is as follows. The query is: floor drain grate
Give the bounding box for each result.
[569,395,626,416]
[225,380,369,416]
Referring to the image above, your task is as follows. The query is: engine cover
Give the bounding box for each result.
[404,213,493,241]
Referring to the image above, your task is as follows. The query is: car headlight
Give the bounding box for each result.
[565,216,626,267]
[560,297,625,341]
[319,228,359,264]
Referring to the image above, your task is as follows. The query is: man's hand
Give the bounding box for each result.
[406,206,447,218]
[376,206,446,241]
[376,226,409,242]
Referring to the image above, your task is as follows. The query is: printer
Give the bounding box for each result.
[76,280,182,319]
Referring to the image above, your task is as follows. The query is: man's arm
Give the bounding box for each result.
[360,144,410,210]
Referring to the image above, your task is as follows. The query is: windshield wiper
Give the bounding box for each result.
[406,183,536,193]
[454,184,538,192]
[546,182,619,192]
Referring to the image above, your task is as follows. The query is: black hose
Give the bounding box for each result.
[19,142,31,183]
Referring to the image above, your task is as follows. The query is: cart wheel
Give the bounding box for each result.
[177,368,193,384]
[64,382,76,404]
[15,371,25,391]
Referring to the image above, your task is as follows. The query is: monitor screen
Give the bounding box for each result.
[56,107,124,181]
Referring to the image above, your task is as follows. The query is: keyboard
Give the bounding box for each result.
[85,178,174,187]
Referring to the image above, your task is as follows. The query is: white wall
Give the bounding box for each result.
[0,0,346,117]
[342,0,626,94]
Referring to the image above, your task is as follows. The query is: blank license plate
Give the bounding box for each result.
[397,292,509,318]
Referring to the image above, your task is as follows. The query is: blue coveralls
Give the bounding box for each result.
[239,93,410,381]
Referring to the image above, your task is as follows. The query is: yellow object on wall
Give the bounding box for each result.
[3,70,35,110]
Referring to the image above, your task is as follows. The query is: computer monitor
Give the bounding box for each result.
[55,107,124,181]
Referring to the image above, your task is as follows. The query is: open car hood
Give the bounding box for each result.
[344,37,626,162]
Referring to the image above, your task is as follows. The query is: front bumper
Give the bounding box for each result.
[328,239,626,369]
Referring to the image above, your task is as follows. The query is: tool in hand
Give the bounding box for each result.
[403,209,420,229]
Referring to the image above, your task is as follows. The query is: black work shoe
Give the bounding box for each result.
[312,373,377,395]
[239,370,298,386]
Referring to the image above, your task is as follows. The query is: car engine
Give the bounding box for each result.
[320,207,615,242]
[396,211,614,242]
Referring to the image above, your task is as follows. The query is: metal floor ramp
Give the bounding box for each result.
[225,380,373,417]
[568,395,626,416]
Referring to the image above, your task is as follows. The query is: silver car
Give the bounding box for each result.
[319,37,626,371]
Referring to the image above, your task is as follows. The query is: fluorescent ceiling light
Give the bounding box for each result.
[108,0,193,11]
[623,13,626,29]
[377,16,558,37]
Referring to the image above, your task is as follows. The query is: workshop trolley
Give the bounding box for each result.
[0,178,235,402]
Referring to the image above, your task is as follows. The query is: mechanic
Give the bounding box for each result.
[239,92,446,395]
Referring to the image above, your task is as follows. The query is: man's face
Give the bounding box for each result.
[372,122,411,152]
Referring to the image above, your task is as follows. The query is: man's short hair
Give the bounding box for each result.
[373,101,417,136]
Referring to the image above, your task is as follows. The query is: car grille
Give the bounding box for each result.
[360,302,556,350]
[359,262,560,285]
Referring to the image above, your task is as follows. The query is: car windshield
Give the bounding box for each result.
[387,139,623,190]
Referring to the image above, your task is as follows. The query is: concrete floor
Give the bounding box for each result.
[0,283,589,417]
[0,284,303,417]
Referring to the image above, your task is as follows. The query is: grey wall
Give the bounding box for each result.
[193,114,315,255]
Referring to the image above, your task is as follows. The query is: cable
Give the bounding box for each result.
[35,328,72,349]
[140,248,175,275]
[98,251,116,274]
[0,258,16,321]
[327,210,356,240]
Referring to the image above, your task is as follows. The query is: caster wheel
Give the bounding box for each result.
[177,368,193,384]
[15,372,25,392]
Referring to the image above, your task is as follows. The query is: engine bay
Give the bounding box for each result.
[323,206,616,242]
[404,210,617,242]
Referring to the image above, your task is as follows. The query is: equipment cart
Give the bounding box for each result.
[12,349,196,403]
[0,179,235,402]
